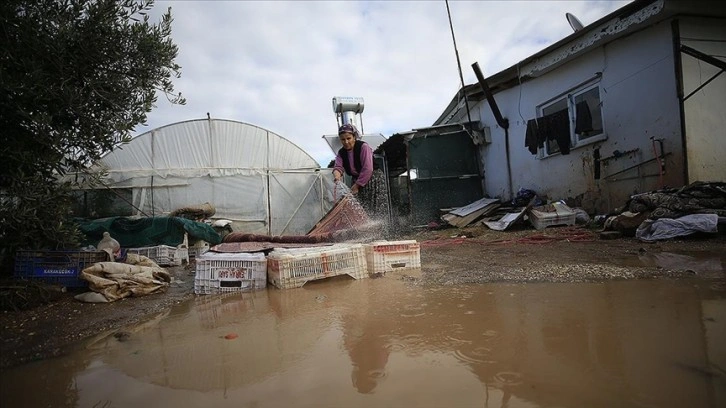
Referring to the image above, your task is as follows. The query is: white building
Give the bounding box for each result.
[395,0,725,217]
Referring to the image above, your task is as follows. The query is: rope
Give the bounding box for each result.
[419,237,471,248]
[419,226,596,247]
[487,227,596,245]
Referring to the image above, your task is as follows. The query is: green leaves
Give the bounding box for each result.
[0,0,185,268]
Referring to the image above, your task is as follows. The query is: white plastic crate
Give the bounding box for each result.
[194,252,267,295]
[266,244,368,289]
[188,240,210,258]
[528,202,576,230]
[364,240,421,275]
[126,244,189,266]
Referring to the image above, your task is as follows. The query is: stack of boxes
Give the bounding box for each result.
[266,244,369,289]
[13,239,421,293]
[192,240,422,294]
[126,233,190,266]
[13,250,109,288]
[193,252,267,294]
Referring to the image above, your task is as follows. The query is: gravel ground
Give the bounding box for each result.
[410,225,726,285]
[1,224,724,369]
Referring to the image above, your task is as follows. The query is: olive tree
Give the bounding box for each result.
[0,0,185,272]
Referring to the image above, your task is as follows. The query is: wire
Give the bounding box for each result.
[603,54,670,94]
[445,0,473,127]
[517,63,525,124]
[680,38,726,43]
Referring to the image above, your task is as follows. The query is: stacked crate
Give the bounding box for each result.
[194,251,267,295]
[364,240,421,275]
[126,233,190,266]
[126,244,189,266]
[266,244,368,289]
[188,240,210,259]
[14,250,108,288]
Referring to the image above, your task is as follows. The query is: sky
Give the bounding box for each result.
[139,0,633,166]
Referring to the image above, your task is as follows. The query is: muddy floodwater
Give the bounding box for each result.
[2,272,725,408]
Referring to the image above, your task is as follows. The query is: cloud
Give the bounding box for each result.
[139,0,632,166]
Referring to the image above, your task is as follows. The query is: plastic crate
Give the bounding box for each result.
[188,241,210,258]
[364,240,421,275]
[194,252,267,295]
[266,244,368,289]
[126,245,189,266]
[528,202,576,230]
[14,250,108,288]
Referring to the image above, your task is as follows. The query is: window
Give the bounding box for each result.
[538,81,604,157]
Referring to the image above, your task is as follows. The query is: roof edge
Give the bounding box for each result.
[114,118,320,166]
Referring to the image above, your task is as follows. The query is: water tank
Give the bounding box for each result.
[332,96,365,114]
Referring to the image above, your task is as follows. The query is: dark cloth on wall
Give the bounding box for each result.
[524,108,571,155]
[575,101,593,134]
[525,119,542,154]
[546,109,571,154]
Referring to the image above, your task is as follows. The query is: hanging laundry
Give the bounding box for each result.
[524,108,571,155]
[546,109,570,154]
[525,119,541,155]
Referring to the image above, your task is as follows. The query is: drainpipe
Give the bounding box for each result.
[671,20,688,185]
[471,62,512,200]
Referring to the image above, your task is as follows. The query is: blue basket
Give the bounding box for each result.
[14,250,108,288]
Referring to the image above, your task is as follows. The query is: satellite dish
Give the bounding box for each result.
[566,12,584,32]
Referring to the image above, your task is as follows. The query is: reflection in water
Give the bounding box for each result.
[637,251,725,274]
[342,306,390,394]
[1,276,725,408]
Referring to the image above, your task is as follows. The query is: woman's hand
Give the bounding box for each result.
[351,184,360,195]
[333,170,342,182]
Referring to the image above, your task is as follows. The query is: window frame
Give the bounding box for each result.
[537,79,606,159]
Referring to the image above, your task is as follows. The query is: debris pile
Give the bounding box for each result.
[606,181,726,241]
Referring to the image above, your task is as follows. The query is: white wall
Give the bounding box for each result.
[459,22,684,213]
[680,17,726,183]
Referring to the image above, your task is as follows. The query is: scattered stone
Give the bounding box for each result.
[599,231,622,240]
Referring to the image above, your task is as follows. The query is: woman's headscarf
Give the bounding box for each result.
[338,123,360,139]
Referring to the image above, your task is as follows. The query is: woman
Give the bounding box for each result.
[333,123,373,195]
[332,124,389,220]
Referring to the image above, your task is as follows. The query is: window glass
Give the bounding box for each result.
[574,87,602,140]
[537,80,605,158]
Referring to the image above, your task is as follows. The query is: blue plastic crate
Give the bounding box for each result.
[14,250,108,288]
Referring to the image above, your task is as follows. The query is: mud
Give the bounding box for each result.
[1,225,725,370]
[1,271,725,408]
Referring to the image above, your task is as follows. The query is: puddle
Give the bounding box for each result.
[637,251,725,274]
[610,250,725,275]
[1,277,725,408]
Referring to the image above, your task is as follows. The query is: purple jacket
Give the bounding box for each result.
[334,142,373,187]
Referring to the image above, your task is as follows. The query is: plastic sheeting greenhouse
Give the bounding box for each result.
[72,118,336,235]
